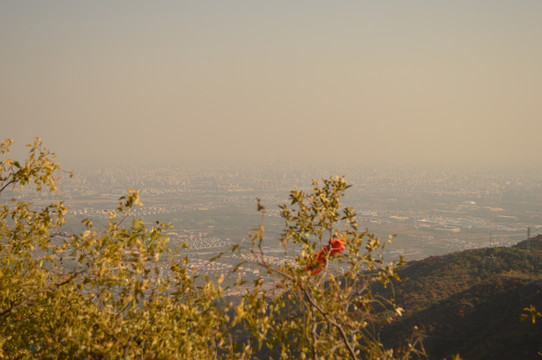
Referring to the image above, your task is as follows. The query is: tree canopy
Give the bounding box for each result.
[0,138,425,359]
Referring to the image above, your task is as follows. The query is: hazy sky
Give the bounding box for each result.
[2,1,541,168]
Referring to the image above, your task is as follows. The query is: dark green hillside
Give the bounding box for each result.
[514,234,542,251]
[390,246,542,314]
[376,238,542,359]
[382,275,542,359]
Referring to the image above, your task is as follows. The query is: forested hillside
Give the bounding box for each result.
[376,243,542,359]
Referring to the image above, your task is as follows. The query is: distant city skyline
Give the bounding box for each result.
[9,163,541,262]
[2,1,541,168]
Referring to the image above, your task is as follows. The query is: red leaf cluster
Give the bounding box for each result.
[306,238,346,275]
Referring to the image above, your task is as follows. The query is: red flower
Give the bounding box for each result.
[329,238,346,256]
[305,238,346,275]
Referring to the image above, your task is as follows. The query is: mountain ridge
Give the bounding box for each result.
[376,235,542,359]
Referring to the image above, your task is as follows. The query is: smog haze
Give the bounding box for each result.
[2,1,541,168]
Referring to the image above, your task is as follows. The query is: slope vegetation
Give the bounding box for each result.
[377,237,542,359]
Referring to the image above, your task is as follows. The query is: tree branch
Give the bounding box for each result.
[300,285,359,360]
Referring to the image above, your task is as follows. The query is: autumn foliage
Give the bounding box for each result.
[305,238,346,275]
[0,138,425,359]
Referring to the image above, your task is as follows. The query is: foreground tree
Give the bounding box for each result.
[0,138,425,359]
[233,177,425,359]
[0,138,235,359]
